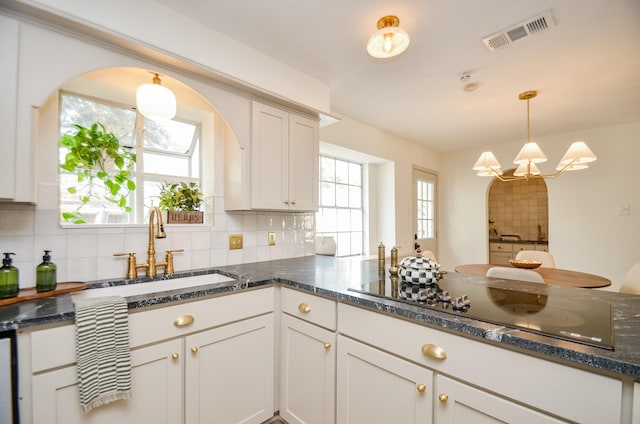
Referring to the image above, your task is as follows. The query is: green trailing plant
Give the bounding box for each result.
[158,181,203,211]
[60,122,136,224]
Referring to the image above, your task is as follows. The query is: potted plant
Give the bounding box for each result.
[59,122,136,224]
[158,181,204,224]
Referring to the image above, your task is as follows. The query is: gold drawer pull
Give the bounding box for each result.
[298,303,311,313]
[497,246,503,250]
[417,384,427,393]
[323,342,332,350]
[171,353,179,360]
[191,347,198,354]
[439,393,449,403]
[173,315,195,327]
[421,344,447,359]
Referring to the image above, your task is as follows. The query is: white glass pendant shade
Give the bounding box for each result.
[513,142,547,164]
[514,162,541,177]
[557,141,597,166]
[136,74,176,121]
[367,16,410,59]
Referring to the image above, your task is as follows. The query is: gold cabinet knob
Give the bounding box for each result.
[173,315,195,327]
[284,200,290,205]
[298,303,311,313]
[439,393,449,403]
[323,343,332,350]
[171,353,179,360]
[497,246,503,250]
[417,384,427,393]
[191,347,198,354]
[421,344,447,359]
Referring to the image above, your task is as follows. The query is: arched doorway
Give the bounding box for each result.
[487,169,549,263]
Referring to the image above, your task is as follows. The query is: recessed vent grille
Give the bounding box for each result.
[483,11,555,52]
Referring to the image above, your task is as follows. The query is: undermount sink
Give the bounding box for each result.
[72,273,236,301]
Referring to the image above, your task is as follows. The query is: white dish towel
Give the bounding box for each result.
[75,295,131,413]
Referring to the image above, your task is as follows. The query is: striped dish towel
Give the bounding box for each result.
[75,295,131,413]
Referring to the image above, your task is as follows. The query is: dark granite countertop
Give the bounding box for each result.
[1,256,639,380]
[489,238,548,245]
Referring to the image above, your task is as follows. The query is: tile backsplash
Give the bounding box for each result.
[488,177,548,242]
[0,195,315,288]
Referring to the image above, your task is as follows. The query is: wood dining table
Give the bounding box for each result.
[454,264,611,288]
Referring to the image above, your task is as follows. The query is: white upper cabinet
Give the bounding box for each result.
[245,101,318,211]
[0,15,25,201]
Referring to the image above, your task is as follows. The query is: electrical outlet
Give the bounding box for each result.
[229,234,243,250]
[268,232,276,246]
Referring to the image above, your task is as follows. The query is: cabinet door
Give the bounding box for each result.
[280,314,336,424]
[489,251,513,265]
[436,375,564,424]
[251,102,290,210]
[185,313,274,424]
[0,15,19,200]
[288,114,318,211]
[337,335,433,424]
[32,338,183,424]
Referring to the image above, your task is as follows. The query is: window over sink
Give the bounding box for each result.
[57,68,212,226]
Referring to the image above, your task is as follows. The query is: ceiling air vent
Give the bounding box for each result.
[482,11,555,52]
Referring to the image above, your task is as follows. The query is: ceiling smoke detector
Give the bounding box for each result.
[459,72,479,92]
[482,11,555,52]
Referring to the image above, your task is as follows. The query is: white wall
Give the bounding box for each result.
[320,116,441,258]
[439,121,640,290]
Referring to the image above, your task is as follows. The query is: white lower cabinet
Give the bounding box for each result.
[336,335,433,424]
[280,314,336,424]
[22,288,275,424]
[185,314,275,424]
[338,303,622,424]
[32,339,184,424]
[435,375,565,424]
[279,288,337,424]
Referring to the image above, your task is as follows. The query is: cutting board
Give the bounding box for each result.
[0,282,87,307]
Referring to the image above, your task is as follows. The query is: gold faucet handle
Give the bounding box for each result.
[164,249,184,275]
[113,252,138,279]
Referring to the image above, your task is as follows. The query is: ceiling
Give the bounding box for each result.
[155,0,640,153]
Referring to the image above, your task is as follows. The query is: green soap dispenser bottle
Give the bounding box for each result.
[36,250,57,293]
[0,252,19,299]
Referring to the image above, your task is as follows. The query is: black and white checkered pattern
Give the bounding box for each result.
[398,256,440,286]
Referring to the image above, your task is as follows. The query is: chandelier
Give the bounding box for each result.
[473,90,597,181]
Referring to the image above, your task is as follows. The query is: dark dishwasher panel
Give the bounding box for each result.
[0,330,18,424]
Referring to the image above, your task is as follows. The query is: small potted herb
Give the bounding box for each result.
[158,181,204,224]
[59,122,136,224]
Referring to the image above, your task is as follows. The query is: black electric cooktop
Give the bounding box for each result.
[349,274,614,350]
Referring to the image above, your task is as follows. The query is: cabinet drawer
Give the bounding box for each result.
[281,287,336,330]
[30,287,274,372]
[338,303,621,423]
[489,243,512,253]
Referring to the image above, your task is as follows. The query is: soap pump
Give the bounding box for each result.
[0,252,19,299]
[36,250,57,293]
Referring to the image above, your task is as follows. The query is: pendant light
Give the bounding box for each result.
[473,90,597,181]
[136,73,176,121]
[366,15,410,59]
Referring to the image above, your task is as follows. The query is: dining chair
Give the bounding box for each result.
[515,250,556,268]
[619,262,640,295]
[486,266,545,284]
